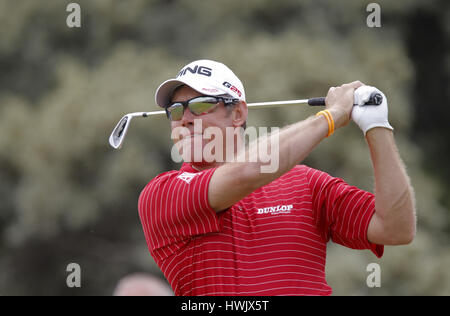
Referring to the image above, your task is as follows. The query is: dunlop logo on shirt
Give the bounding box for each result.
[257,204,294,215]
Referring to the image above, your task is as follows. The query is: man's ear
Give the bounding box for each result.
[232,101,248,128]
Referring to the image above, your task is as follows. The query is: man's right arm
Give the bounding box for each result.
[208,81,363,212]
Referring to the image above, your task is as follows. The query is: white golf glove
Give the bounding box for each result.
[351,86,393,135]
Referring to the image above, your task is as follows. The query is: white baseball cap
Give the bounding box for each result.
[155,59,246,108]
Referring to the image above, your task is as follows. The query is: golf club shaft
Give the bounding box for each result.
[246,99,309,108]
[109,93,382,149]
[134,99,312,117]
[137,93,380,117]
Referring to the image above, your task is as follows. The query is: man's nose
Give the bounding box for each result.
[180,107,195,127]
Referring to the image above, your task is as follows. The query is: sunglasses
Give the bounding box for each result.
[166,96,239,121]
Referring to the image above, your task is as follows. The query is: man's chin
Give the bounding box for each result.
[177,137,226,167]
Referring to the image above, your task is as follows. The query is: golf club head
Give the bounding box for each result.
[109,111,166,149]
[109,114,132,149]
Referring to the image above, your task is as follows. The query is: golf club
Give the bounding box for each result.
[109,92,382,149]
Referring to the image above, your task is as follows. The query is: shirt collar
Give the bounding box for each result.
[180,163,201,173]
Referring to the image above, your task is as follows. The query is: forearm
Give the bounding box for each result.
[366,128,416,243]
[209,115,329,211]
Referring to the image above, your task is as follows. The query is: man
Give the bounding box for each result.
[138,59,416,296]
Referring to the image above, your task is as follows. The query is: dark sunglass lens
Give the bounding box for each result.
[189,97,219,115]
[167,103,184,121]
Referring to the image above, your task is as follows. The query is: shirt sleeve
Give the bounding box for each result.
[305,167,383,258]
[138,168,220,260]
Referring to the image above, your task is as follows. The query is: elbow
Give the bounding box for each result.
[396,206,417,245]
[380,190,417,245]
[403,221,417,244]
[393,228,415,245]
[384,212,417,245]
[383,228,415,246]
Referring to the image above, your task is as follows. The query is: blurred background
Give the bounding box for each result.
[0,0,449,296]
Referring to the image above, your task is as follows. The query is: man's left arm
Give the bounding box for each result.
[366,127,416,245]
[352,86,416,245]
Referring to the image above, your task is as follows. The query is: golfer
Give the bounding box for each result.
[138,60,416,296]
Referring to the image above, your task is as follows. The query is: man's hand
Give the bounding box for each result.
[352,86,394,135]
[324,81,364,129]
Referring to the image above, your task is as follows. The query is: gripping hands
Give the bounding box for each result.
[351,86,393,135]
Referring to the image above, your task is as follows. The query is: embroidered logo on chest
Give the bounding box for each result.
[177,172,199,184]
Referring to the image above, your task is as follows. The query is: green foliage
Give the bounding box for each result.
[0,0,448,295]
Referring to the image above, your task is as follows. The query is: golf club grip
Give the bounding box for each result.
[308,92,383,106]
[307,98,327,106]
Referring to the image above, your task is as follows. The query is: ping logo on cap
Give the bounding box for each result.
[177,65,212,78]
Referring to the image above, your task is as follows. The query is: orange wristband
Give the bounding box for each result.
[316,110,334,137]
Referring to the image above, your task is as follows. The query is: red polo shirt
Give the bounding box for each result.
[138,163,383,296]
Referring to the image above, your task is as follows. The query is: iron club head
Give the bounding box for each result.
[109,111,166,149]
[109,114,132,149]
